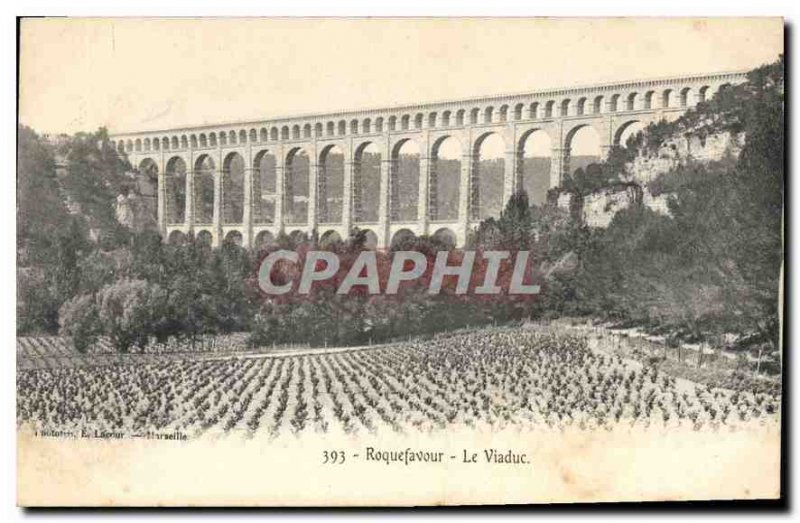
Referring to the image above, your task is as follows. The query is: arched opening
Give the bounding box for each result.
[338,120,346,136]
[414,113,423,130]
[442,111,451,126]
[209,134,217,147]
[517,129,552,205]
[470,108,479,125]
[513,104,523,121]
[292,125,300,140]
[680,87,691,107]
[363,118,371,134]
[271,128,279,141]
[254,231,275,250]
[228,131,236,145]
[390,139,420,222]
[614,120,645,148]
[388,116,397,131]
[136,158,159,226]
[429,136,461,221]
[222,152,245,224]
[284,148,310,225]
[350,119,359,135]
[240,130,247,143]
[249,129,257,142]
[529,102,539,119]
[134,139,142,152]
[484,106,494,124]
[544,101,554,118]
[259,128,268,142]
[162,137,170,150]
[576,98,586,116]
[626,92,638,111]
[428,112,437,128]
[471,133,505,220]
[698,85,710,103]
[455,110,465,126]
[390,228,416,250]
[609,94,620,113]
[431,227,457,250]
[168,230,187,246]
[196,230,213,247]
[593,96,603,114]
[644,91,654,110]
[353,142,381,223]
[253,150,277,224]
[375,118,384,132]
[144,138,151,151]
[224,230,243,247]
[499,105,509,122]
[314,123,323,138]
[199,134,208,148]
[171,137,179,149]
[318,145,344,224]
[219,132,227,146]
[401,115,410,131]
[193,155,215,224]
[281,126,289,140]
[289,230,308,246]
[560,99,570,117]
[319,230,343,249]
[564,125,602,180]
[165,157,187,225]
[662,89,672,108]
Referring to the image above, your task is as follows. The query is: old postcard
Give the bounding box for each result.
[16,17,784,506]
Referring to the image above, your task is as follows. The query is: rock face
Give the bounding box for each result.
[577,130,745,227]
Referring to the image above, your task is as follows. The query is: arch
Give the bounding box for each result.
[314,123,323,138]
[171,136,179,149]
[281,126,290,140]
[249,129,258,143]
[484,106,494,124]
[388,116,397,131]
[614,120,645,148]
[180,135,188,149]
[414,113,424,130]
[152,139,160,151]
[284,147,310,225]
[390,139,420,221]
[401,114,410,131]
[517,129,552,205]
[292,125,300,140]
[375,117,384,132]
[239,129,248,143]
[428,112,437,128]
[529,102,539,119]
[442,110,451,127]
[134,139,142,152]
[353,142,381,223]
[209,133,217,147]
[626,92,638,111]
[471,132,505,220]
[165,156,187,225]
[222,152,245,224]
[513,103,524,121]
[338,120,346,136]
[680,87,691,107]
[644,90,655,110]
[662,89,673,108]
[455,109,465,126]
[219,132,227,146]
[259,128,268,142]
[431,227,457,250]
[196,230,213,247]
[288,230,307,245]
[228,131,236,145]
[390,228,416,250]
[135,158,159,227]
[588,96,601,115]
[144,138,151,151]
[162,137,170,150]
[544,101,555,118]
[253,149,277,224]
[469,108,480,125]
[429,136,461,221]
[318,144,345,224]
[609,94,620,112]
[564,124,602,180]
[573,98,585,116]
[327,121,335,136]
[560,99,570,117]
[499,105,509,122]
[350,119,359,135]
[303,124,312,139]
[188,135,196,149]
[254,230,275,250]
[698,85,710,103]
[363,118,372,134]
[270,127,279,141]
[193,155,216,224]
[167,230,187,246]
[319,230,343,249]
[224,230,243,247]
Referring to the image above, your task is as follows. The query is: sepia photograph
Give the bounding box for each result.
[15,16,784,506]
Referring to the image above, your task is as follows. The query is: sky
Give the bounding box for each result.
[19,17,783,157]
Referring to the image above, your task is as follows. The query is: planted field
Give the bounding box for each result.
[17,327,780,437]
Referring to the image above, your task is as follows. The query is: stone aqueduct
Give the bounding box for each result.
[110,70,746,249]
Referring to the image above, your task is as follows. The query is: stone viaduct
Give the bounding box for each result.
[110,70,746,249]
